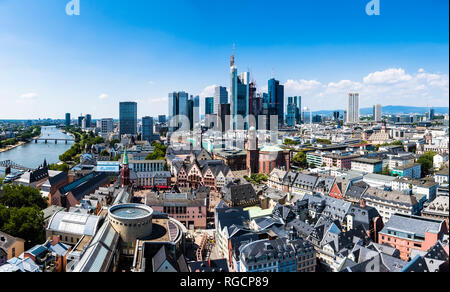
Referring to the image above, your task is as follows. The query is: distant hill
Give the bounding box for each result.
[312,106,449,116]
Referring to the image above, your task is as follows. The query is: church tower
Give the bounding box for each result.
[121,147,130,187]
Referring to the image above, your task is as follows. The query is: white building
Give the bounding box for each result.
[434,154,448,169]
[346,93,360,124]
[100,118,114,137]
[373,104,382,122]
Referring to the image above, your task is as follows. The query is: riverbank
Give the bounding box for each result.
[0,134,42,154]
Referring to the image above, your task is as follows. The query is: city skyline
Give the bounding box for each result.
[0,0,449,119]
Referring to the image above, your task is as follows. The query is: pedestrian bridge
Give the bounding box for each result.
[0,160,34,171]
[34,137,75,144]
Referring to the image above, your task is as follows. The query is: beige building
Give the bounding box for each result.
[0,231,25,261]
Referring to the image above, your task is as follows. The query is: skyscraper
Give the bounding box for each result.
[346,93,360,124]
[294,96,301,124]
[205,97,214,116]
[119,102,137,136]
[286,97,296,127]
[230,54,250,130]
[373,104,382,122]
[268,78,285,127]
[430,108,435,120]
[142,116,154,141]
[214,86,228,115]
[65,113,71,127]
[187,99,194,130]
[86,114,92,128]
[193,95,200,126]
[168,91,189,132]
[218,103,231,133]
[158,115,167,124]
[78,116,84,127]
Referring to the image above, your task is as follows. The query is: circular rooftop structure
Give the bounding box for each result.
[108,204,154,242]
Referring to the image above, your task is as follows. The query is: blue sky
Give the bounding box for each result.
[0,0,448,119]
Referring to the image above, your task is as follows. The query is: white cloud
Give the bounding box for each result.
[363,68,413,84]
[282,68,449,110]
[99,93,108,99]
[147,97,168,103]
[200,84,217,98]
[19,92,38,99]
[285,79,322,92]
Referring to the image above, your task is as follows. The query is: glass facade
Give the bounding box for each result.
[205,97,214,115]
[119,102,137,136]
[142,116,154,141]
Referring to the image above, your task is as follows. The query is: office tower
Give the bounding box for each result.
[333,111,340,121]
[205,97,214,116]
[119,102,138,136]
[230,54,250,130]
[142,116,154,141]
[214,86,228,115]
[65,113,71,127]
[78,116,84,127]
[158,115,167,124]
[294,96,301,124]
[218,103,231,133]
[85,114,92,128]
[168,91,189,132]
[286,97,296,127]
[193,95,200,126]
[373,104,382,122]
[100,118,114,136]
[268,78,285,127]
[346,93,360,124]
[430,109,435,120]
[187,99,194,130]
[81,117,87,129]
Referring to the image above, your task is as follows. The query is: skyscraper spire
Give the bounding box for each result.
[231,43,236,67]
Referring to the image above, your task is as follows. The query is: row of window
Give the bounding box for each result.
[110,219,151,228]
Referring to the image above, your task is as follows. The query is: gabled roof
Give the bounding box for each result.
[152,245,178,272]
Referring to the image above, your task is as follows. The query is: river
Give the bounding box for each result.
[0,126,74,175]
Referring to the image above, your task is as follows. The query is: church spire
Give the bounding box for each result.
[123,147,129,165]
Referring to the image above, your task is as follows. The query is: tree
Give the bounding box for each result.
[417,151,436,177]
[100,150,110,157]
[316,139,332,145]
[49,163,70,172]
[292,152,308,169]
[110,139,120,148]
[0,206,45,248]
[146,142,167,160]
[0,184,48,210]
[284,139,299,146]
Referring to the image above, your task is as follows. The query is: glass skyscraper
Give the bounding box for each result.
[230,54,250,130]
[65,113,71,127]
[205,97,214,115]
[268,78,284,127]
[119,102,137,136]
[142,116,154,141]
[168,91,189,132]
[214,86,228,115]
[286,97,296,127]
[193,95,200,126]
